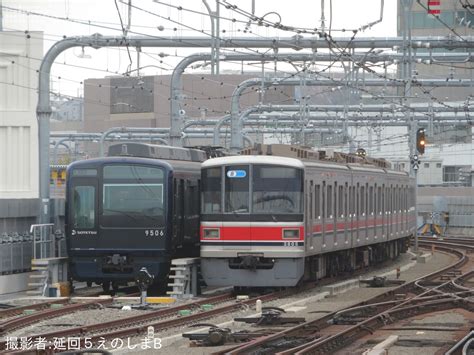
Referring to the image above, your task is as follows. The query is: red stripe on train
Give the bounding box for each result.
[200,226,304,241]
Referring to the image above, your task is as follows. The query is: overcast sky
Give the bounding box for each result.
[3,0,397,97]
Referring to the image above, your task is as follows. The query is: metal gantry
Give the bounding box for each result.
[37,34,474,224]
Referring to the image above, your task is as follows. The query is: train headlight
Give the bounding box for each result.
[282,229,300,239]
[203,228,220,239]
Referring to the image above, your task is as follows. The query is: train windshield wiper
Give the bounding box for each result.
[102,208,139,221]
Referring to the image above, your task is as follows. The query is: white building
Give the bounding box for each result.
[0,31,42,233]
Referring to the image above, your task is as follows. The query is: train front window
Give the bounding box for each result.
[225,165,249,213]
[72,186,96,228]
[252,165,303,214]
[202,167,222,213]
[101,165,165,227]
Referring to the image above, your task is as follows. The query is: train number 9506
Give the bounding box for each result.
[145,229,165,237]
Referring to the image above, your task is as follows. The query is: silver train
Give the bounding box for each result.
[200,145,416,287]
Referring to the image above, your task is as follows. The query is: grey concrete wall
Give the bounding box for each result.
[0,199,38,234]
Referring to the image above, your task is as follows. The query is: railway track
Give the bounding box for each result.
[219,241,474,354]
[0,299,69,320]
[0,291,237,352]
[0,249,412,352]
[2,240,472,353]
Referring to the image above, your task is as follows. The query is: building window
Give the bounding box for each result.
[424,163,430,168]
[443,165,470,183]
[436,163,442,168]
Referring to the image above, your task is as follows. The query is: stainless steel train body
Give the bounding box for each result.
[200,155,416,287]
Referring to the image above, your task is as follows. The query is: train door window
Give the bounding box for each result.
[344,183,349,219]
[327,184,333,218]
[309,181,313,219]
[225,165,249,213]
[315,184,321,219]
[202,167,222,213]
[378,186,382,215]
[338,185,344,218]
[322,181,326,219]
[72,186,95,229]
[360,185,365,216]
[355,183,360,217]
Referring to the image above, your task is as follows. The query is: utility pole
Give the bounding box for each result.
[402,0,418,254]
[202,0,220,74]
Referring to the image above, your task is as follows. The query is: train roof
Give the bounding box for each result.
[108,142,207,162]
[202,155,305,169]
[67,155,201,173]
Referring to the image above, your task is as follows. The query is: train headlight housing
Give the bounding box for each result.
[282,229,300,239]
[203,228,220,239]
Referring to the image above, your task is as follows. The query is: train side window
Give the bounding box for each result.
[315,184,321,219]
[327,184,333,218]
[73,185,95,229]
[369,186,374,215]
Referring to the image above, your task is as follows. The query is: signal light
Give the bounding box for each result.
[416,128,426,155]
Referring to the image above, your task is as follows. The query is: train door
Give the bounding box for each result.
[305,180,314,253]
[394,185,399,236]
[382,184,386,239]
[314,183,322,251]
[355,182,360,245]
[390,184,394,239]
[172,178,185,248]
[184,179,199,245]
[328,181,335,248]
[343,181,349,247]
[376,184,382,240]
[362,183,368,243]
[321,180,327,249]
[403,186,409,235]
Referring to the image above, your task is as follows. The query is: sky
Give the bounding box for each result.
[2,0,398,97]
[3,1,473,165]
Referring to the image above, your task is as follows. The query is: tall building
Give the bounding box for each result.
[0,31,42,233]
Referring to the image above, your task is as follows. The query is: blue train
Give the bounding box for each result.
[65,143,204,292]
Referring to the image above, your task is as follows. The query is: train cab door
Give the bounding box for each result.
[68,173,99,251]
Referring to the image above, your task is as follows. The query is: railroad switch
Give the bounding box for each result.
[182,323,266,346]
[360,276,405,287]
[234,307,305,325]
